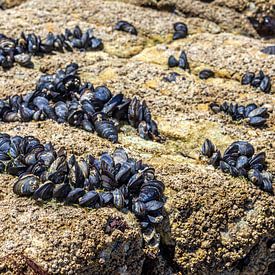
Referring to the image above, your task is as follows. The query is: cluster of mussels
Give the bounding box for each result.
[0,133,165,245]
[168,50,189,70]
[201,139,273,193]
[209,102,269,127]
[0,26,103,69]
[241,70,271,93]
[0,63,162,143]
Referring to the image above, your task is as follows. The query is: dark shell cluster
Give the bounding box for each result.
[209,102,270,127]
[0,133,165,246]
[114,21,138,35]
[0,63,162,143]
[241,70,271,93]
[0,25,103,69]
[199,69,214,80]
[168,50,189,70]
[248,16,275,38]
[172,22,188,40]
[201,139,273,193]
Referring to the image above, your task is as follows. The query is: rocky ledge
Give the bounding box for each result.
[0,0,274,274]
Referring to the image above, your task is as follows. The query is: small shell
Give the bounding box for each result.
[199,69,214,80]
[241,72,255,85]
[201,139,216,158]
[168,55,178,68]
[114,21,138,35]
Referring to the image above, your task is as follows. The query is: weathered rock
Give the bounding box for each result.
[120,0,258,36]
[0,0,274,274]
[0,0,26,9]
[0,174,143,274]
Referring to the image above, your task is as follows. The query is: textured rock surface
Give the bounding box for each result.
[0,0,25,9]
[122,0,274,35]
[0,0,274,274]
[0,183,143,274]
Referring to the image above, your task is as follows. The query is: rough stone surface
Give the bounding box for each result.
[0,0,274,274]
[0,0,25,9]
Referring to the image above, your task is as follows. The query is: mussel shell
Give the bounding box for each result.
[14,53,32,67]
[19,105,34,122]
[33,181,54,200]
[13,174,40,196]
[33,96,49,110]
[145,200,164,213]
[0,137,11,153]
[128,97,143,128]
[67,109,84,127]
[244,103,258,117]
[132,200,146,216]
[209,103,220,114]
[248,116,266,127]
[115,162,132,184]
[127,172,144,193]
[113,148,128,166]
[236,155,249,169]
[233,141,254,158]
[65,188,85,204]
[260,45,275,55]
[248,169,263,186]
[251,77,261,88]
[112,188,125,209]
[93,86,112,105]
[79,190,99,207]
[114,20,138,35]
[247,107,268,118]
[99,191,113,206]
[168,55,178,67]
[138,121,149,140]
[0,151,11,161]
[249,152,266,167]
[201,139,215,157]
[241,72,255,85]
[82,119,94,132]
[141,180,165,194]
[102,93,123,115]
[220,161,231,173]
[261,178,273,193]
[54,101,69,121]
[259,76,271,93]
[173,31,187,40]
[174,22,188,33]
[147,214,164,224]
[178,51,189,70]
[209,150,221,167]
[53,183,72,201]
[139,186,161,203]
[37,151,56,167]
[95,119,118,143]
[199,69,214,80]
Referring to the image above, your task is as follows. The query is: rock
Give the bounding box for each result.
[0,0,26,8]
[0,0,274,274]
[0,174,143,274]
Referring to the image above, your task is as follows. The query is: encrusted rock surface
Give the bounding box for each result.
[0,0,26,9]
[0,0,274,274]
